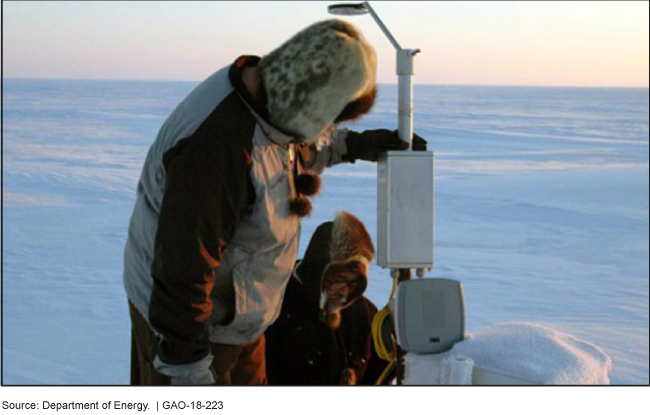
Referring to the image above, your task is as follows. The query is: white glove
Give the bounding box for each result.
[153,353,216,385]
[169,368,216,386]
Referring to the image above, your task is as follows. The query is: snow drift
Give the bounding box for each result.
[404,322,612,385]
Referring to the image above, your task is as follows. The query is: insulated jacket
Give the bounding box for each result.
[123,56,349,374]
[265,266,388,385]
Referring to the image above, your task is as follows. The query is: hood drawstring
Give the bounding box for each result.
[289,144,320,217]
[255,121,317,218]
[336,329,357,385]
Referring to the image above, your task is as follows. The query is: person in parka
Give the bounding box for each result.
[265,212,394,385]
[123,19,410,385]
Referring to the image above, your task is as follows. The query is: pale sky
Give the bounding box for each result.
[3,1,649,87]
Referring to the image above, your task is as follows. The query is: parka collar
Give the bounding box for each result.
[229,55,298,146]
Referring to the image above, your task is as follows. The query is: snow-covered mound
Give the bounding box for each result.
[405,322,612,385]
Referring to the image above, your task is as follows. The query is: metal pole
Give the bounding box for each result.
[395,52,419,383]
[397,49,417,149]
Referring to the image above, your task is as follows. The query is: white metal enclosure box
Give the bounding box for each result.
[377,150,434,269]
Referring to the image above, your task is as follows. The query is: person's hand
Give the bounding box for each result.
[411,133,427,151]
[154,354,217,385]
[344,129,427,162]
[169,368,217,385]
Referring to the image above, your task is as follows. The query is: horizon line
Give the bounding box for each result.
[2,76,648,90]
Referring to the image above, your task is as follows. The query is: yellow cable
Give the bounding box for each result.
[372,277,398,385]
[376,357,396,385]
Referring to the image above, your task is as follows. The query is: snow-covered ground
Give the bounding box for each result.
[2,80,648,384]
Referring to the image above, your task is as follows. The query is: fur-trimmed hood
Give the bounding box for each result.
[297,211,375,304]
[329,211,375,269]
[259,19,377,141]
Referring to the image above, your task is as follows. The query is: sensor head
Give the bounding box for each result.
[328,3,369,16]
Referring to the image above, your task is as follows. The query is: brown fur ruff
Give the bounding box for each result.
[330,212,375,264]
[335,87,377,124]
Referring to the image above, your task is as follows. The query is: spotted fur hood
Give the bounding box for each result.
[259,19,377,141]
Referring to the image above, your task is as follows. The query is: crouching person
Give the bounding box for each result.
[265,212,392,385]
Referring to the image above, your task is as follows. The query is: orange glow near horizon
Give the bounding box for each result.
[3,1,649,87]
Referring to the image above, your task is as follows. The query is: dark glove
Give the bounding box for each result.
[344,129,427,162]
[411,133,427,151]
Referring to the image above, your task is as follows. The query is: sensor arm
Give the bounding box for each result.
[362,2,401,51]
[361,3,419,148]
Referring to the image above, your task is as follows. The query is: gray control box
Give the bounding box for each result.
[377,151,434,269]
[391,278,465,354]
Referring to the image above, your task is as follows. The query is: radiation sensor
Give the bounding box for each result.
[391,278,465,354]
